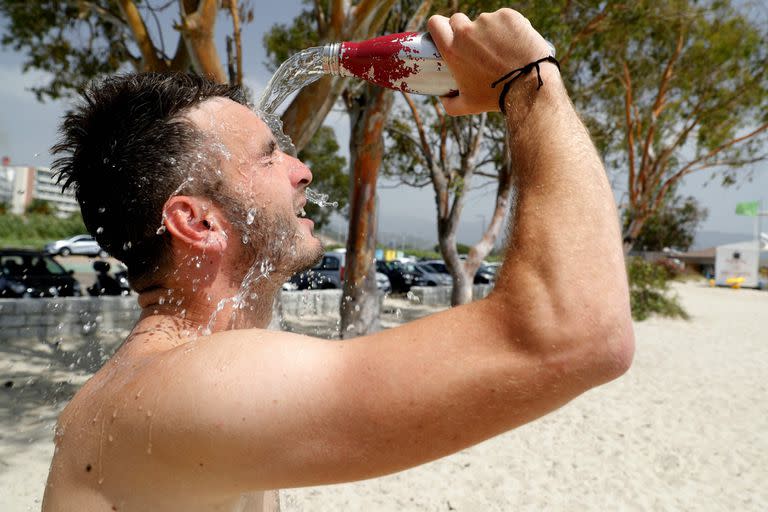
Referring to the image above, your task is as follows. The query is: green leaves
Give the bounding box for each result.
[627,257,689,321]
[624,194,708,252]
[0,0,130,100]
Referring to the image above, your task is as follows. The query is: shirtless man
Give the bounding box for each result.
[43,9,634,511]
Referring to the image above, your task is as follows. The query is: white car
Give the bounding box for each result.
[45,234,107,257]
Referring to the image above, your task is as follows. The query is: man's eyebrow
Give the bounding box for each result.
[260,139,277,157]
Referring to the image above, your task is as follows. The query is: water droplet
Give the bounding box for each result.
[246,208,256,225]
[305,187,338,208]
[96,227,104,234]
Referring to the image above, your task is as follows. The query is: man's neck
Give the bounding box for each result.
[136,280,281,340]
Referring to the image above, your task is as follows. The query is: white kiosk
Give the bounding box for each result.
[715,240,768,288]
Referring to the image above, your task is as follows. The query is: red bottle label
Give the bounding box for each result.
[339,32,423,91]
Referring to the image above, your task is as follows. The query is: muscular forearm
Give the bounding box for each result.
[491,64,632,370]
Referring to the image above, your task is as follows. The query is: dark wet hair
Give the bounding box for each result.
[52,72,248,291]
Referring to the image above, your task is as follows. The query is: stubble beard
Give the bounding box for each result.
[221,195,324,284]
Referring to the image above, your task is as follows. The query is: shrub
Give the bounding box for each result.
[627,257,689,321]
[0,212,87,249]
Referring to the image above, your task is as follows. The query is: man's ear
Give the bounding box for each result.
[162,196,228,252]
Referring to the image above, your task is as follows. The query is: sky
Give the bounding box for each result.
[0,1,765,250]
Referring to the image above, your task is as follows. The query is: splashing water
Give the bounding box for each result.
[305,187,339,208]
[202,259,275,335]
[257,47,326,115]
[256,47,327,156]
[246,208,256,225]
[254,48,339,210]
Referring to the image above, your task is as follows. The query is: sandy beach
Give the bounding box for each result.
[1,280,766,511]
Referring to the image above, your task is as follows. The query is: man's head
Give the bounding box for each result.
[53,72,322,293]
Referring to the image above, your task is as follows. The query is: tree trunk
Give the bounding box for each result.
[451,269,474,306]
[437,222,471,306]
[340,84,394,338]
[623,214,647,255]
[281,76,348,151]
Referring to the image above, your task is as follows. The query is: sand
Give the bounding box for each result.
[1,281,766,511]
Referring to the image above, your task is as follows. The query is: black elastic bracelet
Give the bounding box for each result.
[491,55,561,114]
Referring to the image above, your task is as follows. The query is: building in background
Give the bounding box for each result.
[0,157,78,216]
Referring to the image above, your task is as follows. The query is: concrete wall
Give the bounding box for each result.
[0,290,376,342]
[279,289,344,317]
[0,286,480,343]
[0,296,140,343]
[408,284,493,306]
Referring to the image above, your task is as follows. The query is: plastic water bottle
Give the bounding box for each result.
[321,32,458,96]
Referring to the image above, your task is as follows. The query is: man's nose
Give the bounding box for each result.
[288,154,313,189]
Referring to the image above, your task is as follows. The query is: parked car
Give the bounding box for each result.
[474,263,498,284]
[412,263,452,286]
[375,271,392,294]
[422,260,450,275]
[420,258,497,285]
[290,251,390,292]
[0,249,82,298]
[45,234,107,257]
[290,252,345,290]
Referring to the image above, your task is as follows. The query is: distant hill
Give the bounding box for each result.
[692,230,755,250]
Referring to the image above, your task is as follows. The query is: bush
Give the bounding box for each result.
[0,212,87,249]
[627,257,689,321]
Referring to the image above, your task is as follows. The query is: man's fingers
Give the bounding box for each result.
[427,15,453,56]
[448,12,472,31]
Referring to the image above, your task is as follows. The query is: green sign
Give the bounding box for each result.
[735,201,759,216]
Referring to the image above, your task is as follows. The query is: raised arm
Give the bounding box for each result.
[140,8,633,492]
[427,10,634,375]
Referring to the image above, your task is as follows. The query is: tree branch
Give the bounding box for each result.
[226,0,243,86]
[79,1,129,29]
[329,0,347,38]
[117,0,164,70]
[655,122,768,208]
[178,0,226,82]
[314,0,327,34]
[474,170,501,179]
[639,28,685,180]
[401,92,435,169]
[386,124,431,166]
[347,0,397,40]
[558,4,614,67]
[405,0,432,31]
[621,60,637,207]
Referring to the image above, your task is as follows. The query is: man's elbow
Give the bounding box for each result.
[593,315,635,382]
[523,298,635,388]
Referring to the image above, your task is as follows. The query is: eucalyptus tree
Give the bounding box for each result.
[512,0,768,253]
